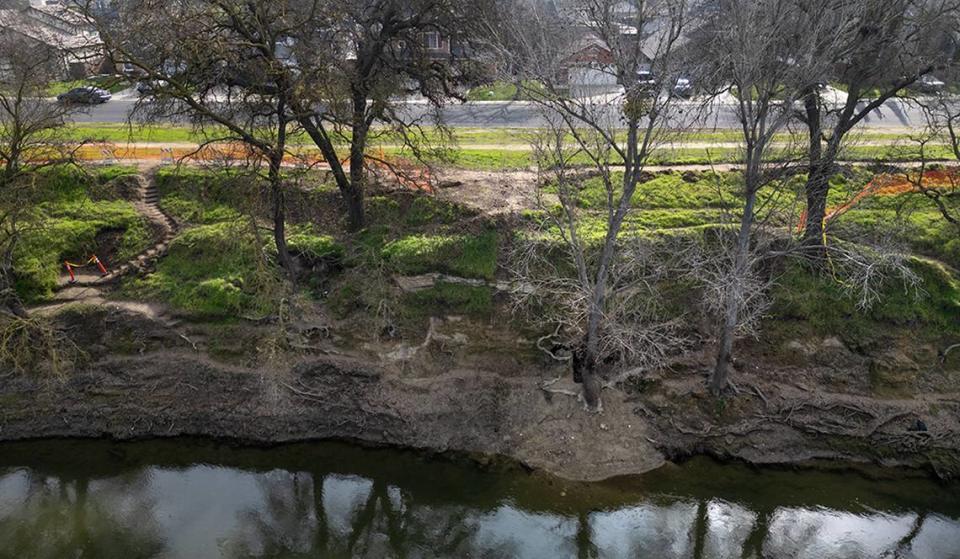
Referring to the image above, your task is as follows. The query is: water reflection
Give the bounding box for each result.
[0,440,959,559]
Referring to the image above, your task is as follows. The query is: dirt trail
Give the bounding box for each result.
[57,174,178,291]
[31,174,179,318]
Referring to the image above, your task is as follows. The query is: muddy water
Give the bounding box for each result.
[1,440,958,559]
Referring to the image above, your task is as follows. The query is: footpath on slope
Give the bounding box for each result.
[32,174,178,317]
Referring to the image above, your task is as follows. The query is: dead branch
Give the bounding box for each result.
[536,324,571,362]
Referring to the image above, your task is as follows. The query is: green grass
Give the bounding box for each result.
[381,231,498,280]
[13,166,151,302]
[121,220,266,317]
[47,76,132,96]
[428,145,959,171]
[64,122,951,150]
[770,259,960,347]
[154,166,256,222]
[65,124,203,144]
[286,227,344,262]
[560,171,741,211]
[833,203,960,269]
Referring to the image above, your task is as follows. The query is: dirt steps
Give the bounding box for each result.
[57,175,179,290]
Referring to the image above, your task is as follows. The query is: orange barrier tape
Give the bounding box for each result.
[64,255,108,283]
[797,169,959,233]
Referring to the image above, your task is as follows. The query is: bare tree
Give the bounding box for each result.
[689,0,814,394]
[913,96,960,233]
[0,34,80,316]
[498,0,695,410]
[795,0,960,251]
[77,0,494,234]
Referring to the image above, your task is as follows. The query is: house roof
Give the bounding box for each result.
[0,5,100,51]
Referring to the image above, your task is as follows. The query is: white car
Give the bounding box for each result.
[910,75,946,94]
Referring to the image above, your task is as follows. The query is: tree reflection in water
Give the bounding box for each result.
[1,441,959,559]
[220,474,960,559]
[0,470,164,559]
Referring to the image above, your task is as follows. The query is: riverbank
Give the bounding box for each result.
[2,304,958,482]
[5,163,960,482]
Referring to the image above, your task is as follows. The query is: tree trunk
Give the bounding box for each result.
[269,91,295,282]
[803,162,831,251]
[295,113,363,232]
[268,153,295,282]
[271,179,295,280]
[801,90,829,251]
[711,306,736,396]
[345,92,369,232]
[572,334,602,410]
[711,186,757,395]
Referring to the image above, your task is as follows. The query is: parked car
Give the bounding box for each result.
[636,70,657,91]
[136,80,169,95]
[909,74,946,94]
[673,77,693,98]
[120,63,146,77]
[57,86,112,105]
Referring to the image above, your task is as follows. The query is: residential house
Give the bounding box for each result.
[0,0,102,79]
[552,0,690,97]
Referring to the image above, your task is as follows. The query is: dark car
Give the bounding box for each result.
[57,86,112,105]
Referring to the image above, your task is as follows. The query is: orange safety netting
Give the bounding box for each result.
[76,143,434,192]
[797,169,960,233]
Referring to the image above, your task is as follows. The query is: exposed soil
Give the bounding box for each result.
[2,304,958,482]
[432,169,543,215]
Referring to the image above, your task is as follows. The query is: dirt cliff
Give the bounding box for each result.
[1,304,958,481]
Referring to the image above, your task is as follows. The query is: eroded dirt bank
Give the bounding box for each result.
[1,306,959,481]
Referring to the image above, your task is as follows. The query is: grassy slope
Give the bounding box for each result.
[121,166,958,350]
[118,168,343,318]
[123,168,502,319]
[14,166,152,302]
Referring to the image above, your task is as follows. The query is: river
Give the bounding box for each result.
[0,439,958,558]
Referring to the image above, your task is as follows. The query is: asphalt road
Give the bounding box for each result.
[70,97,931,130]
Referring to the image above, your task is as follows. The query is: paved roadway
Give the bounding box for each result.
[71,97,931,130]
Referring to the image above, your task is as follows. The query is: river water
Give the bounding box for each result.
[0,439,958,559]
